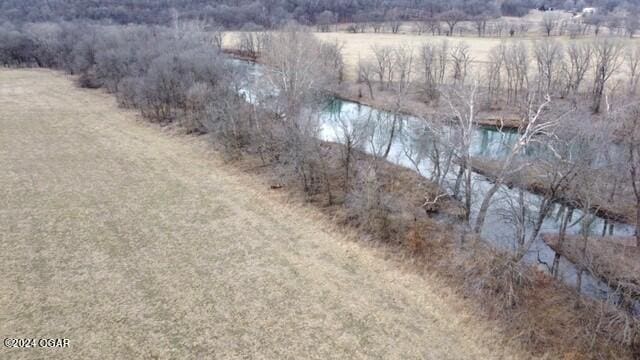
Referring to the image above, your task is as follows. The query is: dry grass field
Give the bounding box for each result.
[314,32,509,78]
[225,31,598,81]
[223,31,518,80]
[0,69,529,359]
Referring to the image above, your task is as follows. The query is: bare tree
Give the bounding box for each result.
[321,40,345,83]
[238,27,271,58]
[517,117,587,263]
[583,14,605,36]
[542,12,562,37]
[423,17,442,35]
[442,80,480,222]
[261,25,340,195]
[440,9,466,36]
[185,82,214,134]
[502,41,530,104]
[394,45,414,95]
[346,21,367,33]
[203,86,253,157]
[419,40,448,101]
[212,29,225,50]
[358,57,376,99]
[263,26,337,116]
[22,22,64,67]
[625,44,640,95]
[566,20,586,39]
[385,8,403,34]
[379,45,414,160]
[561,41,592,96]
[518,22,531,36]
[492,19,507,37]
[533,39,564,95]
[473,14,489,37]
[371,45,396,89]
[365,109,402,162]
[621,106,640,245]
[401,118,455,212]
[486,44,504,106]
[315,11,337,32]
[607,16,624,36]
[590,38,623,114]
[474,96,560,234]
[450,42,472,84]
[328,106,372,193]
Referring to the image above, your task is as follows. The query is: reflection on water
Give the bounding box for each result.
[325,98,532,159]
[473,127,517,158]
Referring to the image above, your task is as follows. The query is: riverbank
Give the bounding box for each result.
[336,80,638,229]
[542,234,640,303]
[222,86,637,360]
[224,51,637,357]
[335,81,526,129]
[471,157,635,225]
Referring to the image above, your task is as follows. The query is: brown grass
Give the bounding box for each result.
[0,69,532,359]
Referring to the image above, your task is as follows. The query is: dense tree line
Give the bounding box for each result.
[0,21,241,132]
[3,0,639,29]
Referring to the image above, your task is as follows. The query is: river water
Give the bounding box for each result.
[233,59,635,299]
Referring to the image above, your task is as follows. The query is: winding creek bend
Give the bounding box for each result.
[233,58,636,301]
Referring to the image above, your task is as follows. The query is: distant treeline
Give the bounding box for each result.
[2,1,640,29]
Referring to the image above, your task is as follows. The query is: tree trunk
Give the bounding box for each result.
[431,145,441,183]
[518,189,526,248]
[344,143,351,194]
[439,149,454,188]
[576,269,583,294]
[516,197,551,262]
[382,114,398,159]
[552,207,573,277]
[464,165,472,222]
[366,80,374,99]
[636,202,640,247]
[473,182,500,233]
[592,67,605,113]
[453,166,463,198]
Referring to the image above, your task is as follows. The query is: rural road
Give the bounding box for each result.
[0,69,523,359]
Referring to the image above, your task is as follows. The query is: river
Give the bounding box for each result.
[232,58,636,300]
